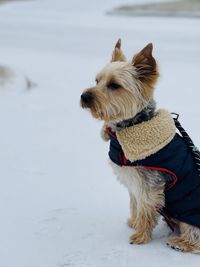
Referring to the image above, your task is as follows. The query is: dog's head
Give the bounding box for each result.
[81,39,159,123]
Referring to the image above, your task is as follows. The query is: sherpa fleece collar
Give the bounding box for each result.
[116,109,176,161]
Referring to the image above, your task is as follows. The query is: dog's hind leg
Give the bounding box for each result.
[167,222,200,253]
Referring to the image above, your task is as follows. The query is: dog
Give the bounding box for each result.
[80,39,200,253]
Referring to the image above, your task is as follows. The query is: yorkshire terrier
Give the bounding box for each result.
[80,39,200,253]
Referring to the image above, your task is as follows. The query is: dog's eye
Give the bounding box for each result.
[95,79,99,84]
[108,82,121,90]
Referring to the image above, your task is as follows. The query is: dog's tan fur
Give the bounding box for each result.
[110,160,166,245]
[81,39,158,123]
[129,186,164,244]
[81,39,200,253]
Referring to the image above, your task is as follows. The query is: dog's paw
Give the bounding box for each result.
[127,218,136,229]
[166,237,194,253]
[166,242,184,252]
[129,232,151,245]
[100,125,110,141]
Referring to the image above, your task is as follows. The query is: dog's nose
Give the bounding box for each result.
[81,92,93,105]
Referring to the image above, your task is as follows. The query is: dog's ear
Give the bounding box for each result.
[111,39,126,62]
[132,43,157,80]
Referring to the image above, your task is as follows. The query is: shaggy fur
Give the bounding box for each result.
[80,39,200,253]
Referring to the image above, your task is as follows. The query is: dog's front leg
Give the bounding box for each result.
[127,192,137,229]
[129,189,164,245]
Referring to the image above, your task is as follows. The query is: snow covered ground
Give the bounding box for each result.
[0,0,200,266]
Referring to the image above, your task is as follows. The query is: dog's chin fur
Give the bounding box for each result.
[81,40,200,253]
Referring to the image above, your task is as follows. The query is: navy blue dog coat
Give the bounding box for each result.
[106,117,200,230]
